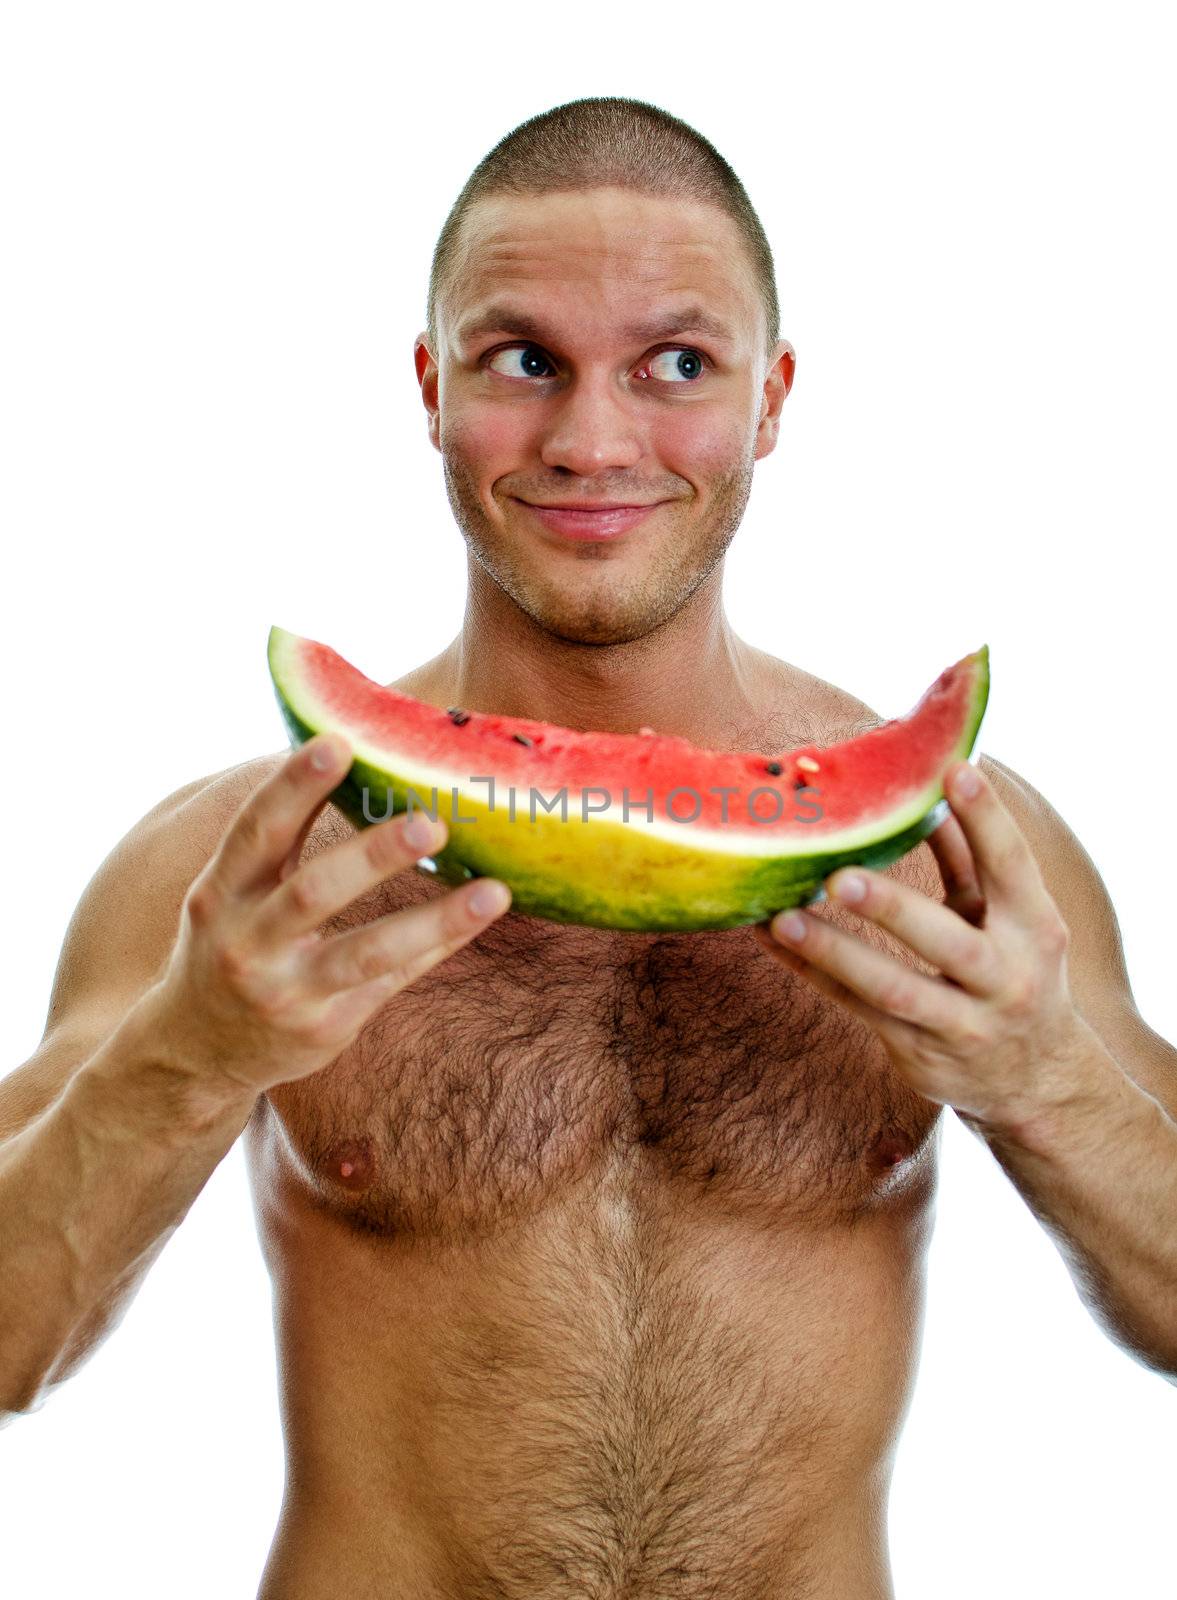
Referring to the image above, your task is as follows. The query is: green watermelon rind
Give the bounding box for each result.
[268,630,988,933]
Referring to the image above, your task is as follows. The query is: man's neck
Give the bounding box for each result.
[389,573,771,748]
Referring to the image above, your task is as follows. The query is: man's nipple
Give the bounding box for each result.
[330,1139,374,1190]
[870,1131,916,1169]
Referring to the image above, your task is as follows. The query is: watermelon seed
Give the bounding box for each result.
[512,733,534,747]
[446,707,471,726]
[796,755,821,773]
[765,761,783,775]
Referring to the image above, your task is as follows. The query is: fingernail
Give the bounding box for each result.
[832,871,866,902]
[774,912,807,941]
[470,881,511,917]
[311,734,344,771]
[404,813,440,851]
[953,765,982,800]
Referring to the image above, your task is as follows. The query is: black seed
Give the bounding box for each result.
[512,733,534,747]
[765,761,783,775]
[446,707,471,726]
[793,776,808,791]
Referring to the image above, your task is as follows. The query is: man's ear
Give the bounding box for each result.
[414,334,441,452]
[754,340,796,462]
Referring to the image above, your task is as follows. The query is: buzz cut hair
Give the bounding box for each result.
[425,96,781,360]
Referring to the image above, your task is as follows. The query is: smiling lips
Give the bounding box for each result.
[516,499,666,540]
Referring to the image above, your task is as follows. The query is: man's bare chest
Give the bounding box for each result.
[262,813,945,1240]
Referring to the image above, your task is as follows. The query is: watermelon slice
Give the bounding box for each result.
[267,627,989,933]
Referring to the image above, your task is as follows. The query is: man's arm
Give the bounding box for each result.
[0,762,273,1420]
[957,756,1177,1379]
[756,751,1177,1379]
[1,732,511,1423]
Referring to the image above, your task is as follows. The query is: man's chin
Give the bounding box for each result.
[517,599,654,648]
[520,579,705,649]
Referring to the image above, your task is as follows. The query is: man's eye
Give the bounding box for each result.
[641,348,707,383]
[486,344,555,379]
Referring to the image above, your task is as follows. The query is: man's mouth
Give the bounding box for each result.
[514,499,666,541]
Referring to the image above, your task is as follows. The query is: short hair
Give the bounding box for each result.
[426,96,780,359]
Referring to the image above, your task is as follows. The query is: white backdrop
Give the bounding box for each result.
[2,3,1174,1596]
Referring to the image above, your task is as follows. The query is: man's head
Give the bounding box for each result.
[415,97,795,649]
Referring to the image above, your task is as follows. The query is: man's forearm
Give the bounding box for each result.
[961,1020,1177,1379]
[0,990,258,1416]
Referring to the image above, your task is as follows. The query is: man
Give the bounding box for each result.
[1,96,1175,1599]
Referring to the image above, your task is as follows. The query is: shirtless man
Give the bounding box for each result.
[2,96,1175,1600]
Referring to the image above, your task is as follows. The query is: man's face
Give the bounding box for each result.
[415,187,795,647]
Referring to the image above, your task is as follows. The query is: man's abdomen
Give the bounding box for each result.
[249,1129,934,1600]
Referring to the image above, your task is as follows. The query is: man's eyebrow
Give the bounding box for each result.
[455,304,737,348]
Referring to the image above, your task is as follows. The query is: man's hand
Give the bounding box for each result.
[752,759,1092,1127]
[146,731,511,1097]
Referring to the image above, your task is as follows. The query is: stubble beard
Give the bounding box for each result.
[440,450,756,648]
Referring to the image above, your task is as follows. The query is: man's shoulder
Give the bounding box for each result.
[743,649,882,749]
[62,749,295,978]
[120,749,291,868]
[12,750,298,1124]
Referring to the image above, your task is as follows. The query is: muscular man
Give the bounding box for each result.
[3,97,1176,1599]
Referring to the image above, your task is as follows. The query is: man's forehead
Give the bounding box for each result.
[441,188,761,342]
[460,187,741,251]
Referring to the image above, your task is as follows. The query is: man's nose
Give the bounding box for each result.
[539,373,644,475]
